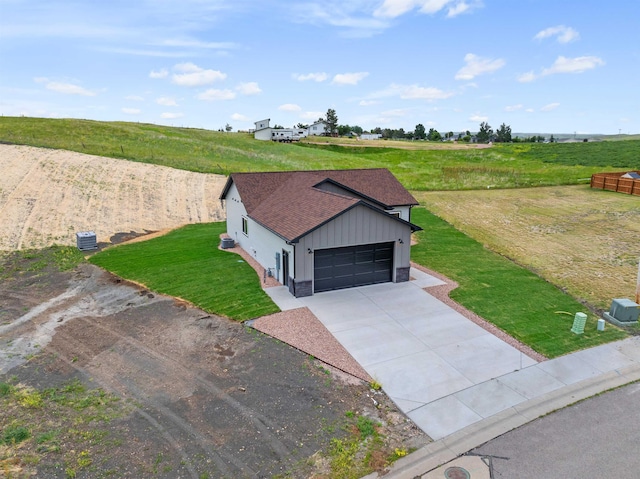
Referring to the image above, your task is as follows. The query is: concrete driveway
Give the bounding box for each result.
[267,268,538,438]
[267,268,640,443]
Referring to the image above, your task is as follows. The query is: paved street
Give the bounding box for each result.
[471,381,640,478]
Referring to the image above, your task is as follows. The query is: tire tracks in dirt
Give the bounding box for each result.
[66,314,302,460]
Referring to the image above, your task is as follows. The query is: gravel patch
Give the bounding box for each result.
[251,308,373,383]
[220,236,372,381]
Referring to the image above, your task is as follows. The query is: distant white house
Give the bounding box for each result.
[361,133,382,140]
[253,118,327,141]
[307,120,327,136]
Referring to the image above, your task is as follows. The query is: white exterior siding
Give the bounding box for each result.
[308,122,327,136]
[225,182,292,281]
[254,128,273,141]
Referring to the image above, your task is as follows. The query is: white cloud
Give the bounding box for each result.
[160,112,184,119]
[469,114,488,122]
[400,85,454,100]
[149,69,169,79]
[366,83,453,101]
[236,82,261,95]
[34,77,96,96]
[292,72,328,82]
[196,89,235,101]
[332,72,369,85]
[300,111,325,121]
[455,53,505,80]
[278,104,302,112]
[231,113,249,121]
[520,56,605,82]
[540,102,560,112]
[504,104,523,112]
[525,108,534,113]
[156,39,238,50]
[156,97,178,106]
[125,95,144,101]
[171,63,226,86]
[517,71,537,83]
[359,100,378,106]
[122,108,141,115]
[374,0,481,19]
[534,25,580,44]
[542,56,604,75]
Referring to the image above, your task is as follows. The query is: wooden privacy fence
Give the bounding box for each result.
[591,171,640,196]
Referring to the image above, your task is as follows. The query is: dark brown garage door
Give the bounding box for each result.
[313,242,394,293]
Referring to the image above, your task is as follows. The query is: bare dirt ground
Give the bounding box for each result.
[0,144,226,251]
[416,186,640,311]
[0,258,428,478]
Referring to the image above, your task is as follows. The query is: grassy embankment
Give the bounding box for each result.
[410,207,627,358]
[89,223,278,321]
[1,117,638,191]
[2,117,637,351]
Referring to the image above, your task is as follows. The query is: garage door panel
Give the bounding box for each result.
[314,242,394,293]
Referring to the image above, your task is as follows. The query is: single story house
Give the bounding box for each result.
[220,169,421,297]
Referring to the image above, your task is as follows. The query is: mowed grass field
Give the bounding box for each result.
[1,117,638,191]
[2,117,638,352]
[416,186,640,312]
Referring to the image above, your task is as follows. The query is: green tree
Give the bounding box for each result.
[414,123,426,140]
[296,122,309,129]
[427,128,442,141]
[495,123,512,142]
[225,123,232,132]
[477,122,493,143]
[325,108,338,136]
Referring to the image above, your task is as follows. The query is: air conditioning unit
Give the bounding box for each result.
[76,231,97,251]
[603,298,640,326]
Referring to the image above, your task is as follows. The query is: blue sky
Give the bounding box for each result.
[1,0,638,134]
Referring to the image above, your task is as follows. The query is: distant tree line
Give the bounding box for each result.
[303,109,557,144]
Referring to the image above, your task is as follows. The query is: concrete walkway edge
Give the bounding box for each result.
[364,363,640,479]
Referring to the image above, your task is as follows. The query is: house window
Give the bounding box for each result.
[389,212,401,218]
[242,217,248,236]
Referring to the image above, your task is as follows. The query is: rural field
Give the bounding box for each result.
[416,186,640,311]
[1,118,639,477]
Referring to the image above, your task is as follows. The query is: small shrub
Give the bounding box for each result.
[356,416,378,439]
[0,382,13,396]
[2,425,31,445]
[17,387,43,408]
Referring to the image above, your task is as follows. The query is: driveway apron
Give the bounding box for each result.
[267,268,640,441]
[267,268,539,439]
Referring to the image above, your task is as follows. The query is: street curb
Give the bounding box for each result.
[364,364,640,479]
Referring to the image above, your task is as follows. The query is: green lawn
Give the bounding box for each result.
[410,207,627,358]
[89,223,279,321]
[87,213,628,356]
[1,117,637,191]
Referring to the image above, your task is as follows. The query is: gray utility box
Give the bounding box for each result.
[603,298,640,326]
[76,231,97,251]
[220,237,235,249]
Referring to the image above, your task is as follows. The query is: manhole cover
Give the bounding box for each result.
[444,466,470,479]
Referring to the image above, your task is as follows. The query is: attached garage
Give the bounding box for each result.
[220,169,422,298]
[314,242,394,293]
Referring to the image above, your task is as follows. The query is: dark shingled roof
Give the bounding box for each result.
[220,169,420,242]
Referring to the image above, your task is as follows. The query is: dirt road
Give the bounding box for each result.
[0,144,226,251]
